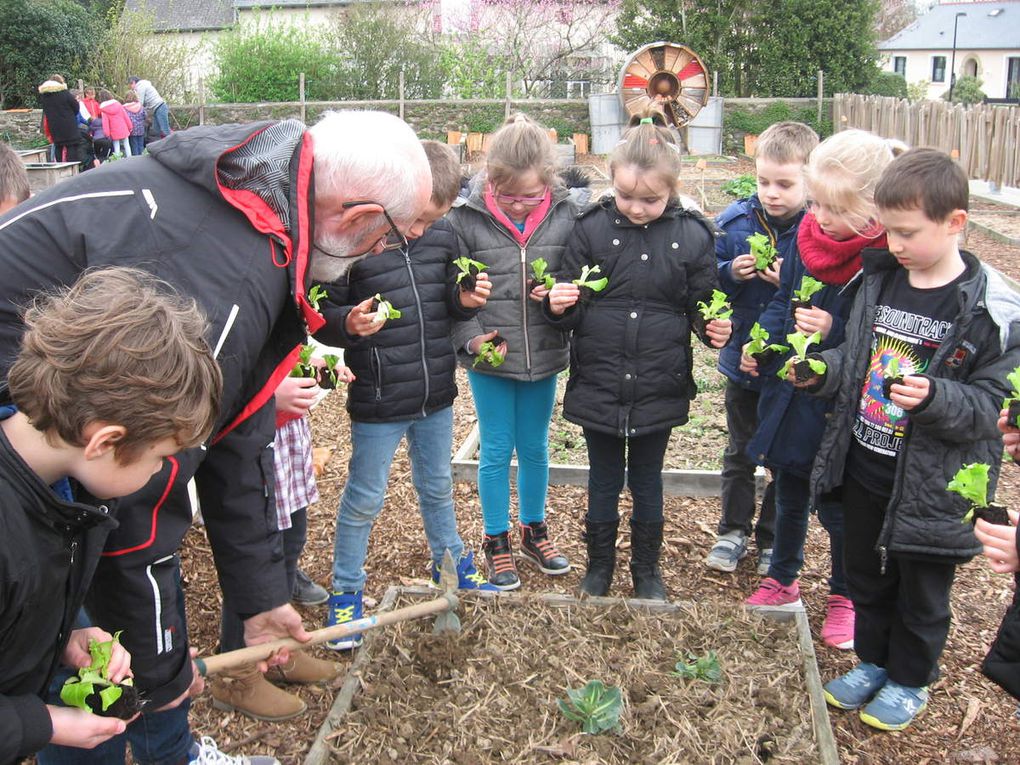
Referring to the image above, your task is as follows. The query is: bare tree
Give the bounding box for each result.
[876,0,917,41]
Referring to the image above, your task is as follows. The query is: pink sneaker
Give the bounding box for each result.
[821,594,855,649]
[744,577,803,611]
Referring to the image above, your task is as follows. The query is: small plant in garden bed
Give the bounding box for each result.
[454,256,488,292]
[673,650,723,683]
[696,290,733,321]
[790,275,824,312]
[881,357,905,400]
[745,322,789,367]
[557,679,623,734]
[778,331,826,383]
[371,293,401,324]
[528,257,555,291]
[722,174,756,198]
[948,463,1010,525]
[1003,366,1020,429]
[747,232,778,272]
[60,632,142,719]
[472,336,506,369]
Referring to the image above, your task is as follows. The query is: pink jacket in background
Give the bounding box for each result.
[99,99,133,141]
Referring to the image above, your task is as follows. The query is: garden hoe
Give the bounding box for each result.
[194,550,461,677]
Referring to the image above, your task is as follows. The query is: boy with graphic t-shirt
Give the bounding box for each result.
[796,149,1020,732]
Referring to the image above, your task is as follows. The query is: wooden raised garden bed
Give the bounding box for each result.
[306,587,838,765]
[23,161,79,194]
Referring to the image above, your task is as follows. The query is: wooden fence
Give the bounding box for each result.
[833,94,1020,188]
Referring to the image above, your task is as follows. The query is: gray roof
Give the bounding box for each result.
[125,0,234,31]
[880,2,1020,51]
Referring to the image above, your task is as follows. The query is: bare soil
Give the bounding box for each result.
[179,164,1020,763]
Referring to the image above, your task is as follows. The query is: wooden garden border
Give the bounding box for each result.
[305,586,839,765]
[451,423,765,498]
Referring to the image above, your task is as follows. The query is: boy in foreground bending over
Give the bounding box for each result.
[0,267,221,760]
[800,148,1020,731]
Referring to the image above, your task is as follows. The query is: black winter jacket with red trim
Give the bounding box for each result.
[0,121,320,707]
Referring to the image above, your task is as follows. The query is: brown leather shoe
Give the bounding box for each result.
[265,649,343,685]
[210,663,306,721]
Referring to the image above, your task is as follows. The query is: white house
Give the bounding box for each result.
[878,0,1020,100]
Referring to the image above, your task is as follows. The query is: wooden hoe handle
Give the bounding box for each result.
[195,593,455,677]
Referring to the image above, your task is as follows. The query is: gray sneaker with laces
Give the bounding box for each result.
[704,530,748,572]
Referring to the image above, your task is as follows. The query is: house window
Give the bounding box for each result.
[893,57,906,77]
[932,56,946,83]
[1008,57,1020,99]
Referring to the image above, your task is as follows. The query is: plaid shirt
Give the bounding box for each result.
[273,415,319,531]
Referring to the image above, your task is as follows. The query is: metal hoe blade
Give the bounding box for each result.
[433,549,461,634]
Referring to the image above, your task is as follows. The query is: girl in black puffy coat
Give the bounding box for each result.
[545,116,731,600]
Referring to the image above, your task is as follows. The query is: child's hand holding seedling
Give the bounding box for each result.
[758,257,783,287]
[696,291,734,348]
[779,331,827,386]
[275,374,320,415]
[886,374,930,411]
[63,628,132,688]
[793,305,833,340]
[458,271,492,310]
[345,294,400,336]
[975,506,1020,573]
[548,281,580,315]
[998,408,1020,464]
[729,253,757,282]
[469,330,507,358]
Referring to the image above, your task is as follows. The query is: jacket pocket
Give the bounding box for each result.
[370,347,383,401]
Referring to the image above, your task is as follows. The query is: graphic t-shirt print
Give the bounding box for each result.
[852,271,956,459]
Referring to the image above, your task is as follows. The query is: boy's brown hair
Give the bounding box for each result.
[8,267,223,463]
[610,109,683,196]
[97,88,114,102]
[486,113,559,189]
[755,121,819,166]
[0,143,30,207]
[421,140,461,207]
[875,147,969,221]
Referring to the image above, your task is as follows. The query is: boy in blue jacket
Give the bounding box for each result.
[706,122,818,575]
[315,141,498,650]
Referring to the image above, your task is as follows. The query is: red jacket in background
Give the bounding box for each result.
[81,96,100,118]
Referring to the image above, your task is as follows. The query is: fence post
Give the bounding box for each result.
[817,70,824,127]
[713,71,718,98]
[299,73,306,124]
[198,78,206,126]
[505,71,512,119]
[77,78,84,92]
[399,70,405,120]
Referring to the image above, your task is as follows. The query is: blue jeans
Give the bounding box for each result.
[467,370,558,535]
[129,134,145,155]
[767,469,848,596]
[152,103,170,138]
[332,407,463,592]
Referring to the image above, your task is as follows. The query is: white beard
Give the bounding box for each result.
[307,229,371,283]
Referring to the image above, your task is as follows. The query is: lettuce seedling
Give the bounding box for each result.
[745,322,789,363]
[1003,366,1020,429]
[371,294,401,324]
[307,284,328,311]
[289,344,316,378]
[696,289,734,321]
[946,462,1012,525]
[453,256,488,291]
[557,680,623,734]
[472,339,506,369]
[673,650,723,683]
[791,275,824,307]
[777,331,826,381]
[529,257,555,291]
[747,233,778,272]
[881,357,904,399]
[572,264,608,292]
[319,353,341,389]
[60,632,142,719]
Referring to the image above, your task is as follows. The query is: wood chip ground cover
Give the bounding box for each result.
[330,595,818,764]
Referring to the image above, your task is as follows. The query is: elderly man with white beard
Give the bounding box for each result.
[0,110,430,765]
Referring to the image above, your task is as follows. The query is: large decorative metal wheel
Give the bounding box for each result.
[618,41,710,128]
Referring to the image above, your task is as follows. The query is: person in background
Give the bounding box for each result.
[127,76,170,139]
[97,89,133,158]
[38,74,81,163]
[123,91,147,157]
[80,87,100,120]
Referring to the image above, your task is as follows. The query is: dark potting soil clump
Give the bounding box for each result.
[971,503,1011,526]
[86,683,143,719]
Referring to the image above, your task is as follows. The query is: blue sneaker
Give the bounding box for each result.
[431,551,499,591]
[823,662,888,710]
[859,681,929,731]
[325,590,363,651]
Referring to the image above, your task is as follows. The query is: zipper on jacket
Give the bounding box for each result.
[403,250,430,417]
[371,347,383,401]
[520,246,532,371]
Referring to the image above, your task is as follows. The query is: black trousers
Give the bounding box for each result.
[720,380,776,547]
[843,473,957,687]
[583,427,672,524]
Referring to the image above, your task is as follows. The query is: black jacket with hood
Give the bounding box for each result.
[0,120,322,708]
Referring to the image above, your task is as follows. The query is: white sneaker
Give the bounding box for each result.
[704,530,748,572]
[190,736,281,765]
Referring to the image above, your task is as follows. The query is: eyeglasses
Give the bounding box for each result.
[494,188,548,208]
[342,200,407,252]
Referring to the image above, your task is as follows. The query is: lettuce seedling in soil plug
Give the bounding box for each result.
[747,233,778,272]
[318,353,341,390]
[370,294,401,325]
[745,322,789,368]
[453,256,488,292]
[572,264,609,301]
[60,632,142,719]
[881,357,905,400]
[289,344,316,379]
[790,275,824,312]
[307,284,328,311]
[673,650,723,683]
[1003,366,1020,429]
[557,679,623,734]
[472,337,506,369]
[528,257,555,291]
[696,289,734,322]
[948,462,1010,525]
[778,331,826,383]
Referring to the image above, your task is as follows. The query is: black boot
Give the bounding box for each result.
[630,519,667,601]
[579,517,619,596]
